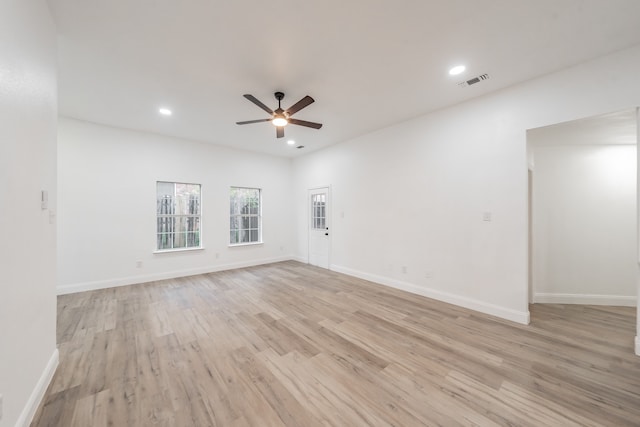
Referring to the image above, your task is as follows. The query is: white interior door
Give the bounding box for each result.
[308,187,330,269]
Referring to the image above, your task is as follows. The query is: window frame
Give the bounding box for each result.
[155,181,203,253]
[229,186,262,246]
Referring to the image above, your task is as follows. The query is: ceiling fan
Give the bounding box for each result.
[236,91,323,138]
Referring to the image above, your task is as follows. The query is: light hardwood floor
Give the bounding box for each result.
[32,261,640,426]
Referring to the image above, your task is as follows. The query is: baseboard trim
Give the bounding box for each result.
[330,264,530,325]
[533,293,636,307]
[15,348,59,427]
[57,255,295,295]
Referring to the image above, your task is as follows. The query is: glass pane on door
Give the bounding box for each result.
[311,194,326,230]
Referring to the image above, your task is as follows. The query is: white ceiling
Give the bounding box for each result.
[528,109,638,146]
[49,0,640,157]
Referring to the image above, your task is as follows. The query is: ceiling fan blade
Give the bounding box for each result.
[236,119,271,125]
[288,118,323,129]
[243,94,273,114]
[276,126,284,138]
[285,95,314,116]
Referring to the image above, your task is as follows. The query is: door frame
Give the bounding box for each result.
[307,185,331,269]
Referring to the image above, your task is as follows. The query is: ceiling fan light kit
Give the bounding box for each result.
[237,91,323,138]
[272,116,288,127]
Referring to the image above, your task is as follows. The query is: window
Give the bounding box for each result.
[157,182,201,251]
[230,187,261,245]
[311,193,326,229]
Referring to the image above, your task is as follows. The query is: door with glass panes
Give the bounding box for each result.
[308,187,330,269]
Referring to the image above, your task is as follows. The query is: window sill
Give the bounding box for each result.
[153,246,204,254]
[228,241,263,248]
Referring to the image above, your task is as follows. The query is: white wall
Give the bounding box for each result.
[0,1,58,426]
[531,144,636,305]
[292,44,640,326]
[57,118,294,293]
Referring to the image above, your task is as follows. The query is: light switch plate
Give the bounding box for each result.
[41,190,48,210]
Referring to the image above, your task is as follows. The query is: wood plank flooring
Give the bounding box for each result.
[31,261,640,426]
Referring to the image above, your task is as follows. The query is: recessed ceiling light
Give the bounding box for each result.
[159,108,172,116]
[449,65,466,76]
[287,140,295,146]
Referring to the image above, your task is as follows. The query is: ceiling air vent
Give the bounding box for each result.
[458,73,489,87]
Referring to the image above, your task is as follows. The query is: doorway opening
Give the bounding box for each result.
[527,108,638,354]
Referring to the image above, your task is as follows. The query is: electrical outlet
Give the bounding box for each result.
[402,266,407,274]
[215,253,220,259]
[425,271,433,279]
[136,260,143,268]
